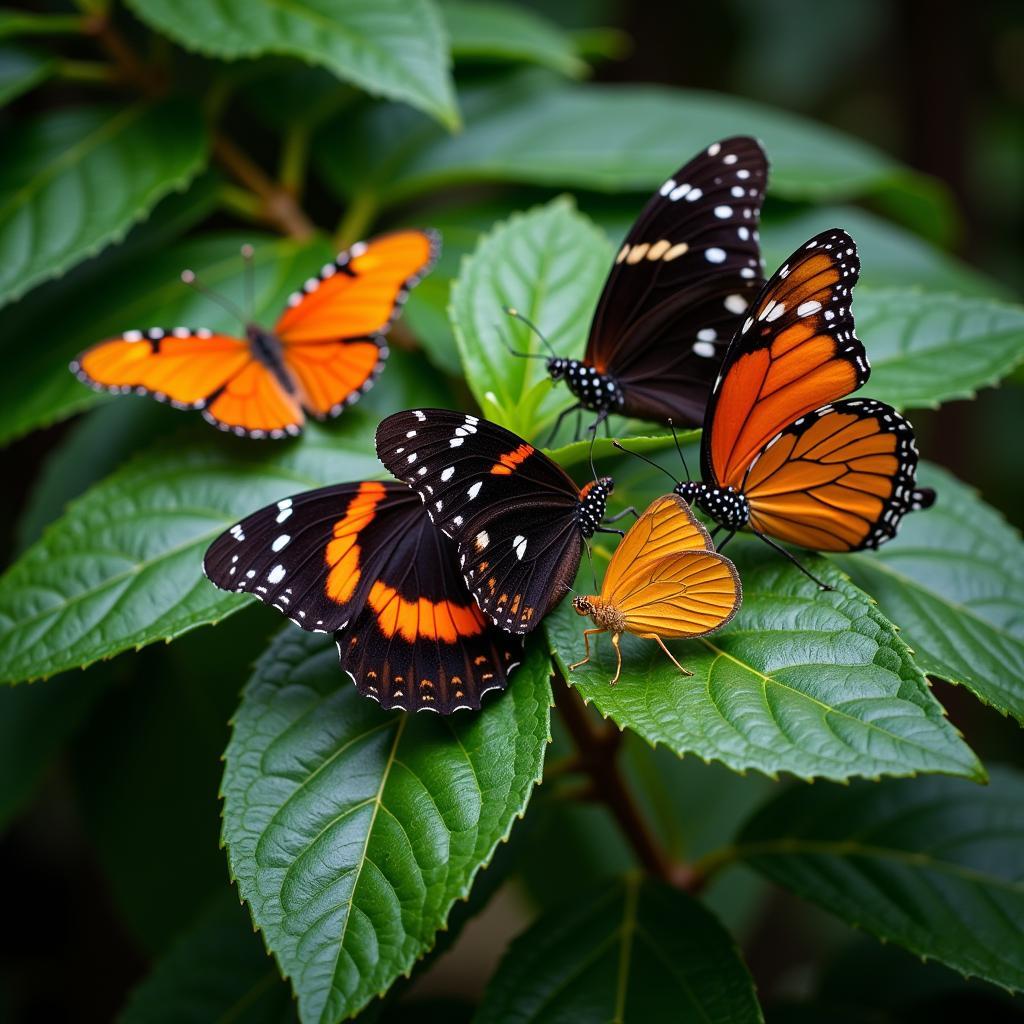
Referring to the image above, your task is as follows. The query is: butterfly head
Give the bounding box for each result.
[573,593,626,632]
[546,356,569,380]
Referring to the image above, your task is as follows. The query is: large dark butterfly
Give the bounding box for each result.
[519,137,767,439]
[376,409,628,634]
[72,231,438,439]
[639,228,936,582]
[203,481,522,713]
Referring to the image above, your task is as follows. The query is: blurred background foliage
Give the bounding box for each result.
[1,0,1022,1021]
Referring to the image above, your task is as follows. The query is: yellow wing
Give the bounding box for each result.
[613,551,741,638]
[601,494,713,601]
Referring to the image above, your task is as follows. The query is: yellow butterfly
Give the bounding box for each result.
[570,494,741,684]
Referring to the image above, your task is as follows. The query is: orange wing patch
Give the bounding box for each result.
[325,482,389,604]
[707,230,868,489]
[283,339,384,418]
[202,360,304,438]
[743,398,935,551]
[72,329,250,408]
[274,229,438,343]
[490,443,535,475]
[368,582,486,642]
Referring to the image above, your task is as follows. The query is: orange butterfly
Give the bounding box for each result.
[70,230,439,439]
[620,228,935,586]
[570,494,741,685]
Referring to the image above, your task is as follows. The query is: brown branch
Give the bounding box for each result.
[85,15,164,95]
[553,673,698,891]
[212,135,316,241]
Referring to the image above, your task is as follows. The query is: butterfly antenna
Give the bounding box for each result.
[583,538,598,592]
[504,306,558,359]
[180,269,246,324]
[587,427,599,483]
[668,419,692,481]
[611,440,680,486]
[496,324,548,361]
[241,244,255,322]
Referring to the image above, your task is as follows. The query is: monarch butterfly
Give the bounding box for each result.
[570,494,741,685]
[204,480,522,713]
[71,230,438,439]
[506,137,767,440]
[376,409,635,634]
[621,228,935,587]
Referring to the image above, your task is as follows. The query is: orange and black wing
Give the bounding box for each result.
[70,327,304,439]
[203,481,522,713]
[376,409,586,634]
[740,398,936,552]
[702,228,868,489]
[276,230,439,417]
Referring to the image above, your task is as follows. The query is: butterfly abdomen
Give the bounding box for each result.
[552,358,625,414]
[675,482,750,531]
[576,477,614,537]
[246,325,296,395]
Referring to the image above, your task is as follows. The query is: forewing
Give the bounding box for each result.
[274,229,438,343]
[704,228,868,488]
[743,398,936,552]
[586,137,767,424]
[376,409,584,633]
[602,494,713,601]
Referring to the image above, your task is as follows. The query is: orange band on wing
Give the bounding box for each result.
[368,581,486,642]
[325,481,388,604]
[283,339,382,418]
[489,443,534,475]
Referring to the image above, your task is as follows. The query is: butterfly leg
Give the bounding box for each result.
[545,403,582,446]
[715,530,736,551]
[569,628,607,672]
[610,632,623,685]
[595,525,625,538]
[638,633,694,677]
[754,532,834,591]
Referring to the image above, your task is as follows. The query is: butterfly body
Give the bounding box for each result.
[676,481,751,531]
[575,476,615,537]
[546,358,625,419]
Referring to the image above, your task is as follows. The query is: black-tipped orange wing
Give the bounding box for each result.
[203,480,522,713]
[741,398,936,551]
[703,228,868,490]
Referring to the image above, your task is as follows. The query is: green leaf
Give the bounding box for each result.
[449,197,610,439]
[851,290,1024,410]
[840,462,1024,725]
[0,231,329,447]
[476,874,763,1023]
[442,1,586,77]
[0,421,381,684]
[118,895,295,1023]
[546,542,983,782]
[734,766,1024,991]
[0,100,207,308]
[126,0,459,130]
[221,628,551,1023]
[0,44,53,106]
[764,206,1011,299]
[316,70,903,208]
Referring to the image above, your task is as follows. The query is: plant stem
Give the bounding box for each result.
[213,135,316,241]
[86,15,163,95]
[55,59,120,83]
[553,672,698,890]
[335,191,379,248]
[279,124,311,202]
[1,12,89,35]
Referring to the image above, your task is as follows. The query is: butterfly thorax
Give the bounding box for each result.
[675,482,750,531]
[576,476,614,537]
[572,594,626,633]
[548,358,625,414]
[246,324,296,394]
